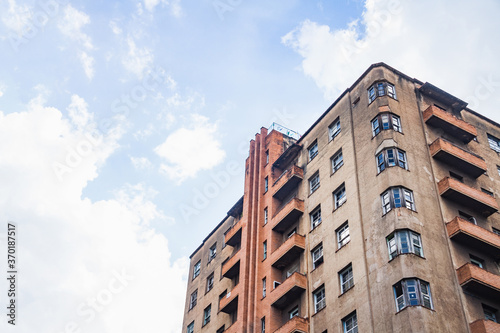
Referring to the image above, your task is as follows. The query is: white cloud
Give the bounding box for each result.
[0,96,187,333]
[130,156,153,170]
[57,4,93,50]
[282,0,500,123]
[155,114,225,184]
[122,37,154,79]
[109,20,122,35]
[1,0,32,35]
[143,0,182,16]
[79,51,95,79]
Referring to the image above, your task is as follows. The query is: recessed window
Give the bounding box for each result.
[187,321,194,333]
[209,243,217,262]
[334,184,347,209]
[308,141,319,161]
[262,277,266,298]
[263,241,267,260]
[264,177,268,192]
[336,222,350,249]
[393,279,433,311]
[266,150,269,164]
[481,188,494,197]
[488,134,500,153]
[329,117,341,141]
[497,165,500,177]
[387,230,423,260]
[450,171,464,182]
[376,148,407,173]
[309,172,320,193]
[310,206,322,230]
[287,228,296,239]
[313,286,326,313]
[193,260,201,279]
[217,326,225,333]
[331,149,344,174]
[483,304,498,322]
[459,210,477,224]
[470,254,485,269]
[203,304,211,325]
[381,187,415,214]
[206,273,214,293]
[312,243,324,269]
[264,207,268,225]
[261,317,266,333]
[368,81,397,103]
[189,289,198,310]
[289,306,299,319]
[339,264,354,294]
[493,227,500,236]
[342,311,358,333]
[371,113,402,137]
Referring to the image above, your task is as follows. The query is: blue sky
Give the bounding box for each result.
[1,0,500,332]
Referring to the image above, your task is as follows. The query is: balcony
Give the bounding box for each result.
[271,234,306,269]
[423,105,477,143]
[429,138,487,178]
[446,217,500,259]
[221,250,241,279]
[438,177,498,216]
[457,263,500,300]
[225,220,242,247]
[470,319,500,333]
[272,198,305,233]
[220,284,240,314]
[270,272,307,309]
[273,165,304,201]
[274,316,308,333]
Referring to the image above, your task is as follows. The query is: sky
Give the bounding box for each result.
[0,0,500,332]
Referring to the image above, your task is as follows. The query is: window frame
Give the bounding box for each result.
[187,321,194,333]
[264,207,268,225]
[206,273,214,293]
[371,112,402,137]
[313,286,326,313]
[376,147,407,173]
[203,304,211,326]
[368,81,397,103]
[208,243,217,262]
[264,176,268,193]
[334,184,347,209]
[189,289,198,310]
[289,306,299,319]
[342,311,358,333]
[310,206,322,230]
[336,222,350,249]
[308,141,319,161]
[331,149,344,174]
[328,117,341,141]
[488,134,500,153]
[393,278,433,312]
[263,240,267,260]
[386,229,424,260]
[193,260,201,280]
[261,317,266,333]
[339,264,354,294]
[262,277,267,298]
[309,172,320,194]
[312,243,324,269]
[381,187,416,215]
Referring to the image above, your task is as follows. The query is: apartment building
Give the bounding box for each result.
[182,63,500,333]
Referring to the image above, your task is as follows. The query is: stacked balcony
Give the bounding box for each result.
[220,283,240,314]
[272,198,305,233]
[270,272,307,309]
[446,217,500,260]
[456,263,500,300]
[221,250,241,279]
[438,177,499,216]
[273,165,304,201]
[270,234,306,270]
[469,319,500,333]
[429,138,487,178]
[274,316,308,333]
[423,105,477,143]
[225,219,242,247]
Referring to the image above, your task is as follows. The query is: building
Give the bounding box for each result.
[181,63,500,333]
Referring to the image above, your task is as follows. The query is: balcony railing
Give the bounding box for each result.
[270,234,306,269]
[438,177,499,216]
[272,198,305,233]
[225,219,243,247]
[273,316,308,333]
[423,105,477,143]
[446,217,500,259]
[429,138,486,178]
[219,284,240,314]
[457,263,500,299]
[273,165,304,201]
[221,250,241,279]
[270,272,307,309]
[470,319,500,333]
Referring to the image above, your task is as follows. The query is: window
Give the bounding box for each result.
[310,206,322,230]
[264,177,268,192]
[206,273,214,292]
[488,134,500,153]
[203,305,211,326]
[187,321,194,333]
[262,277,266,298]
[287,228,296,239]
[209,243,217,262]
[329,118,341,140]
[493,227,500,236]
[310,172,320,193]
[313,286,326,313]
[312,243,324,269]
[470,254,485,269]
[266,150,269,164]
[193,260,201,279]
[331,149,344,173]
[189,290,198,310]
[481,188,494,197]
[217,326,225,333]
[371,113,402,136]
[393,279,433,311]
[450,171,463,182]
[342,311,358,333]
[381,187,415,214]
[337,222,350,249]
[264,207,268,225]
[263,241,267,260]
[261,317,266,333]
[273,281,281,289]
[376,148,407,173]
[387,230,423,260]
[459,210,477,224]
[483,304,498,322]
[368,81,397,103]
[339,264,354,294]
[334,184,346,209]
[289,306,299,319]
[497,165,500,176]
[308,141,318,161]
